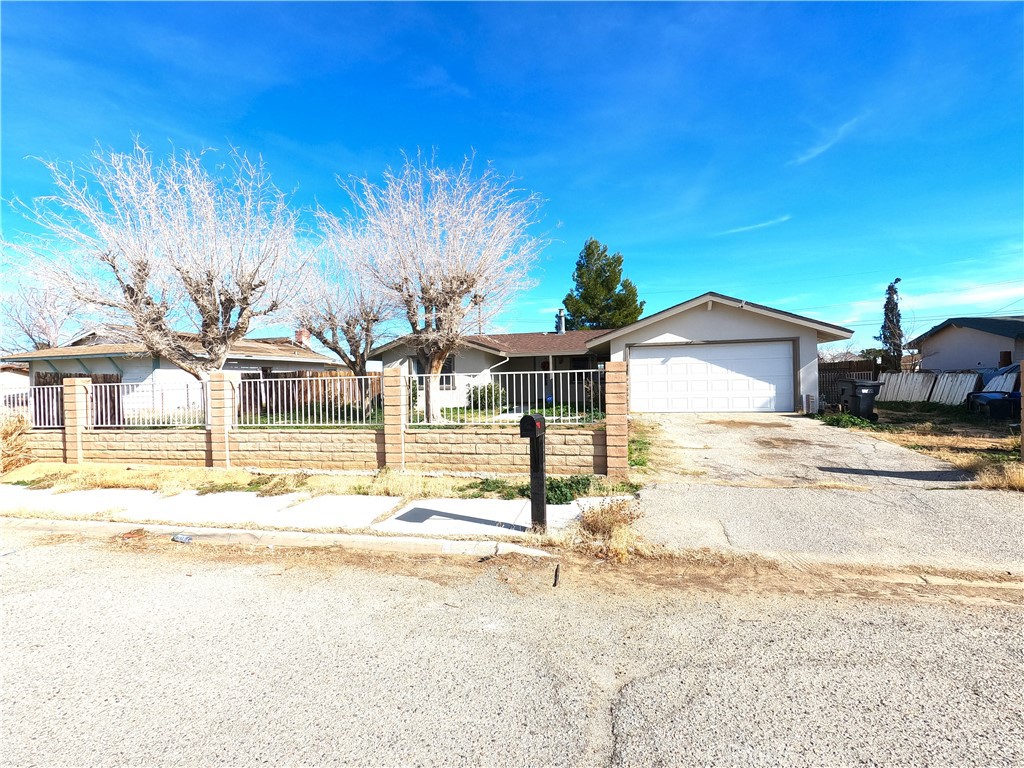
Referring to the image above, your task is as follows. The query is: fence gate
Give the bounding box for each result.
[818,360,879,406]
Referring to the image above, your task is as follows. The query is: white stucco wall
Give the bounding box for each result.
[917,327,1018,371]
[28,355,157,384]
[0,370,29,391]
[606,303,822,411]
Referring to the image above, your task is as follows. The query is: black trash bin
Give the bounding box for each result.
[837,378,884,422]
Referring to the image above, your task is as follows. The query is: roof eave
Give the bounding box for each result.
[586,292,853,348]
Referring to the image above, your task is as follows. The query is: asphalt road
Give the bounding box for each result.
[2,527,1022,767]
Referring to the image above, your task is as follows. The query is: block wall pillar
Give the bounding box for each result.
[207,371,240,469]
[62,377,92,465]
[604,361,628,478]
[382,367,406,470]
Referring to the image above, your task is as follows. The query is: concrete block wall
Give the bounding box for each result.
[230,430,384,471]
[24,430,64,462]
[20,368,626,477]
[403,427,607,474]
[80,430,209,466]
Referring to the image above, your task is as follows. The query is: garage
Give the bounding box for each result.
[628,341,795,413]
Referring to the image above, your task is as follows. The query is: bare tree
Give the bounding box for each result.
[296,213,395,378]
[6,140,302,379]
[344,153,544,419]
[0,278,86,352]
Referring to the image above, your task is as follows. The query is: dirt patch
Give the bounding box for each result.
[83,529,1024,607]
[706,419,792,429]
[754,437,814,449]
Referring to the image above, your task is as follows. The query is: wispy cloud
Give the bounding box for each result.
[716,214,791,236]
[790,113,869,166]
[412,65,471,98]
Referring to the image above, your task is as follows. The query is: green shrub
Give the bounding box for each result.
[459,473,596,504]
[546,474,594,504]
[817,412,877,429]
[467,382,507,411]
[628,434,651,467]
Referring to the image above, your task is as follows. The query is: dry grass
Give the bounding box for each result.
[974,463,1024,492]
[345,469,474,499]
[2,462,258,495]
[576,498,653,562]
[862,410,1022,492]
[0,414,33,473]
[0,462,506,502]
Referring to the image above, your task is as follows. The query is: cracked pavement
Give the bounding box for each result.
[1,527,1021,767]
[635,414,1024,572]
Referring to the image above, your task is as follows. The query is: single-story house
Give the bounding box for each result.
[371,292,853,413]
[907,316,1024,371]
[2,329,341,387]
[0,362,29,390]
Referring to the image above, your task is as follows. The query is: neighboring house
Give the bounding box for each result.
[2,330,342,386]
[0,362,29,390]
[372,327,609,412]
[371,292,853,413]
[907,317,1024,371]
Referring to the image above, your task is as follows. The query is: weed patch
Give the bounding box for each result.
[815,412,884,430]
[975,462,1024,492]
[628,434,651,467]
[577,498,647,562]
[1,414,33,473]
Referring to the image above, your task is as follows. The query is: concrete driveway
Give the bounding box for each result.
[640,413,971,490]
[635,414,1024,573]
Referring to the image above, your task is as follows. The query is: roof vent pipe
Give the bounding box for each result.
[556,309,566,335]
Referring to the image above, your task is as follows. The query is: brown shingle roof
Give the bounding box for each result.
[2,334,337,365]
[466,330,608,356]
[372,329,608,358]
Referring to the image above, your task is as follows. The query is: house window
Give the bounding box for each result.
[439,357,455,390]
[570,356,591,371]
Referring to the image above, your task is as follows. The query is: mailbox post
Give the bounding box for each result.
[519,413,547,530]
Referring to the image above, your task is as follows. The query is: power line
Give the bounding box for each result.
[505,309,1024,330]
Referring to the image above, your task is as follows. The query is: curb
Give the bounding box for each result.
[0,516,553,559]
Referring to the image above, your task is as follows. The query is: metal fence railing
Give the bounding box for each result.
[0,385,64,428]
[236,375,383,427]
[406,369,605,426]
[91,382,207,428]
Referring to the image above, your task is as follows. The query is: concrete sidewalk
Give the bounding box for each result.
[0,484,594,540]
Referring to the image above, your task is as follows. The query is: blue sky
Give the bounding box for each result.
[2,1,1022,351]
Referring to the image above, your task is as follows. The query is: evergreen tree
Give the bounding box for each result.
[875,278,904,371]
[562,238,645,330]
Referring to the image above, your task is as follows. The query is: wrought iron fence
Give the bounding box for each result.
[0,385,64,428]
[406,369,605,426]
[90,381,207,428]
[236,375,383,427]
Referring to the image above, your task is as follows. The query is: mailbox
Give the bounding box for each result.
[519,413,547,529]
[519,413,546,438]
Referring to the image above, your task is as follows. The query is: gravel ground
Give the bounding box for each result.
[2,527,1022,767]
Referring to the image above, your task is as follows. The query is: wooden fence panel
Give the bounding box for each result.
[929,373,982,405]
[879,372,936,402]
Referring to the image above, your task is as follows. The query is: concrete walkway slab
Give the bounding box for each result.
[0,485,399,532]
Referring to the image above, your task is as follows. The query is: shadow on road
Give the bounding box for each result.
[817,466,970,482]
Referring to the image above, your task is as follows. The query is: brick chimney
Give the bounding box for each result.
[294,328,311,347]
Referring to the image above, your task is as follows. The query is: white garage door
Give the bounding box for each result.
[629,341,795,412]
